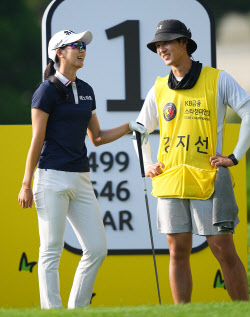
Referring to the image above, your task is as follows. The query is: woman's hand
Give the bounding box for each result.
[129,121,149,145]
[209,155,234,168]
[145,162,165,178]
[18,186,33,209]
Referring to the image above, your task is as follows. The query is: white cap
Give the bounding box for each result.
[48,30,92,69]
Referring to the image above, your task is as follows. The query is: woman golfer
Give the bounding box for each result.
[18,29,148,309]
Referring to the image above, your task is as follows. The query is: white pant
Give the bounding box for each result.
[33,169,107,309]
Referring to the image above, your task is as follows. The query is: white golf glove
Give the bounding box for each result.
[129,121,148,145]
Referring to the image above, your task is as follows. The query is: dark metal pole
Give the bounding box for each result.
[135,131,161,305]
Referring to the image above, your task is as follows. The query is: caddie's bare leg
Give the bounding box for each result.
[206,234,249,301]
[167,232,193,303]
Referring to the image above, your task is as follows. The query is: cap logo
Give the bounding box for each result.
[54,30,76,49]
[163,103,177,121]
[64,30,75,35]
[55,39,63,48]
[157,25,162,30]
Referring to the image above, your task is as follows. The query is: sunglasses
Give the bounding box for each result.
[55,41,86,51]
[67,41,86,50]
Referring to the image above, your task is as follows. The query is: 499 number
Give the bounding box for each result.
[89,151,129,172]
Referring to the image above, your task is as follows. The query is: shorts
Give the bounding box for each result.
[157,196,238,236]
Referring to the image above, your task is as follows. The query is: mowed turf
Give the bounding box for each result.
[1,302,250,317]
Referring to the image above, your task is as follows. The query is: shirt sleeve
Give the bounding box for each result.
[133,137,154,170]
[136,86,159,134]
[133,86,159,170]
[218,71,250,111]
[232,100,250,161]
[218,71,250,161]
[31,82,54,114]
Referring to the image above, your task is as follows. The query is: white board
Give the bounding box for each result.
[42,0,216,254]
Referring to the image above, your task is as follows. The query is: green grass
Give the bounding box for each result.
[0,302,250,317]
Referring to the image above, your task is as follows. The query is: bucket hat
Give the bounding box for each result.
[147,19,197,54]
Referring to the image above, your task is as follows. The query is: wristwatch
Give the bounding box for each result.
[228,154,239,165]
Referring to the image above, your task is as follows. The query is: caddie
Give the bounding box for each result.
[136,19,250,303]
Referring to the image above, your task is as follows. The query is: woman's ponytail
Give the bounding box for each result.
[44,59,56,80]
[44,55,70,102]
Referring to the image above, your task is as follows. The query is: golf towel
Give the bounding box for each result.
[212,166,239,232]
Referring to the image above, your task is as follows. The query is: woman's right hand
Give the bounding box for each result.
[145,162,165,178]
[18,187,33,209]
[17,109,48,209]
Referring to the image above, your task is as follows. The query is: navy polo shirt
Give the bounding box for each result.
[31,73,96,172]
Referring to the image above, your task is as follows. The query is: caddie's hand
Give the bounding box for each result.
[145,162,165,178]
[209,155,234,168]
[129,121,149,144]
[18,187,33,209]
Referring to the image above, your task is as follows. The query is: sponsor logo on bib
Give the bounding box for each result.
[163,102,176,121]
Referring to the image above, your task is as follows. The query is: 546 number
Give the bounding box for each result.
[92,181,130,201]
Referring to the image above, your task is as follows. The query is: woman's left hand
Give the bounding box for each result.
[129,121,149,144]
[209,155,234,168]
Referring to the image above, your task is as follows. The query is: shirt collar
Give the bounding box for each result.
[55,70,72,86]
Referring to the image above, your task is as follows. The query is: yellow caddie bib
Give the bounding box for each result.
[152,66,221,199]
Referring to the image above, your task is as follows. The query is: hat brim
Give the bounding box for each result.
[64,30,93,46]
[147,33,197,54]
